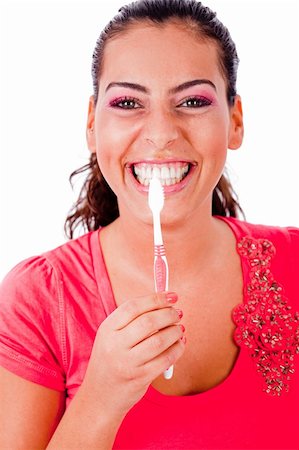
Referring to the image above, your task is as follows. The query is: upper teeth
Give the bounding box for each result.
[133,162,190,186]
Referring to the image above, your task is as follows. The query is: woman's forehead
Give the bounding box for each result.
[105,19,211,50]
[100,21,220,81]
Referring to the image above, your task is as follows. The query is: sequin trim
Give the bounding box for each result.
[233,237,299,396]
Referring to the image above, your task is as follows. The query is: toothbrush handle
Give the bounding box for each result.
[154,245,169,292]
[154,245,174,380]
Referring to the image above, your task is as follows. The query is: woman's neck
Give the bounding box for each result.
[101,204,227,278]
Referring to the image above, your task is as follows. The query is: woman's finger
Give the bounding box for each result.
[123,307,183,348]
[130,323,185,366]
[104,291,178,330]
[139,337,186,381]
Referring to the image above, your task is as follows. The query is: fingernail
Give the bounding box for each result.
[165,292,178,304]
[180,335,187,344]
[176,309,183,319]
[180,324,185,333]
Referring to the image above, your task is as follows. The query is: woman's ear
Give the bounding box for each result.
[228,95,244,150]
[86,95,96,153]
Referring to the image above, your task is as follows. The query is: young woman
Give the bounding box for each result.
[0,1,298,449]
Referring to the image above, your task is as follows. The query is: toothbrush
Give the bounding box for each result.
[148,177,174,380]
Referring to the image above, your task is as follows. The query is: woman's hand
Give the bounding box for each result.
[81,291,185,418]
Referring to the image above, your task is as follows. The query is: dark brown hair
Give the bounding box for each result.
[65,0,245,239]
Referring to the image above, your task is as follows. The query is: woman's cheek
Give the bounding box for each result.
[97,113,141,152]
[189,118,225,151]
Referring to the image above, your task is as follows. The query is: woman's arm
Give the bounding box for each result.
[0,366,122,450]
[0,366,65,449]
[0,292,185,449]
[48,292,185,449]
[47,379,126,450]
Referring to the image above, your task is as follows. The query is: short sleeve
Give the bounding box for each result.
[284,227,299,309]
[287,226,299,246]
[287,227,299,270]
[0,256,66,391]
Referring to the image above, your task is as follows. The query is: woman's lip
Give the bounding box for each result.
[125,158,196,167]
[126,163,197,194]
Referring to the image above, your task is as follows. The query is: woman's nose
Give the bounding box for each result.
[142,108,179,150]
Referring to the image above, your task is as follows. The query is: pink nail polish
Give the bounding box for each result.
[166,292,178,303]
[176,309,183,319]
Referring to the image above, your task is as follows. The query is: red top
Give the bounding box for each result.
[0,216,298,449]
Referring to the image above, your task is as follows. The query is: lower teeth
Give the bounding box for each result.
[136,175,186,186]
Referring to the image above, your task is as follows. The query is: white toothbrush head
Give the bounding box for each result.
[148,177,164,214]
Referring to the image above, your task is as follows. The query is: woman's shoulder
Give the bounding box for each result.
[222,215,298,302]
[0,228,111,392]
[219,215,298,295]
[219,215,299,247]
[43,229,99,268]
[3,229,98,279]
[0,229,101,308]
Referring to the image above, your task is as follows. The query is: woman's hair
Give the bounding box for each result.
[65,0,244,239]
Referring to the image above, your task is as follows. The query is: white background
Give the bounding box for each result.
[0,0,298,280]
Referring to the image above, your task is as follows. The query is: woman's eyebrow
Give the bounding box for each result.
[105,79,217,94]
[170,79,217,94]
[105,82,149,93]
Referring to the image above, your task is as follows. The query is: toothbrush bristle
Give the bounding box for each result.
[148,177,164,213]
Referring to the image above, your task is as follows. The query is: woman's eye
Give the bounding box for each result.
[110,97,141,109]
[179,96,212,108]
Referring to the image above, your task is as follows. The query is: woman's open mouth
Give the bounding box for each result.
[131,161,192,187]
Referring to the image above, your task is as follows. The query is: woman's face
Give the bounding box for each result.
[87,21,243,225]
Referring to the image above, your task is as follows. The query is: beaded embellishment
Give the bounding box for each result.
[233,237,299,396]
